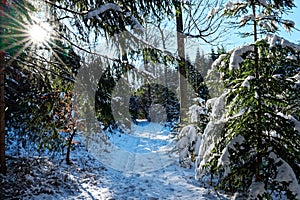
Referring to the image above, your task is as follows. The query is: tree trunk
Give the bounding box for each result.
[252,3,263,181]
[66,127,76,165]
[175,2,188,124]
[0,50,7,174]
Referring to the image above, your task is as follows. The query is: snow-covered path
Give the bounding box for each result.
[22,144,225,200]
[1,122,229,199]
[57,146,226,200]
[75,158,223,200]
[88,121,177,173]
[63,122,227,199]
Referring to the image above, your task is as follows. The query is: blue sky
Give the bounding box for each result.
[200,2,300,54]
[231,2,300,47]
[280,1,300,43]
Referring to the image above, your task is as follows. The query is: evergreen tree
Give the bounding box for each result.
[46,0,224,130]
[197,0,300,199]
[187,54,195,88]
[129,83,180,124]
[210,46,226,62]
[0,0,37,174]
[217,45,226,56]
[0,0,83,167]
[194,48,210,78]
[210,48,218,61]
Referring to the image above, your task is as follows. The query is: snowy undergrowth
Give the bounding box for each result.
[174,93,227,174]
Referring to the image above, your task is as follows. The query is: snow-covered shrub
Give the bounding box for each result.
[175,99,209,168]
[195,92,227,179]
[176,125,200,168]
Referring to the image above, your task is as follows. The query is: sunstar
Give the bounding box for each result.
[28,22,52,44]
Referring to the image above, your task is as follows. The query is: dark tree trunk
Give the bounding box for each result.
[66,127,76,165]
[252,3,263,181]
[0,50,7,174]
[175,2,188,123]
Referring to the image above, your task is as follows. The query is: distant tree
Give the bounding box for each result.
[210,46,226,62]
[194,48,210,78]
[129,83,180,123]
[210,48,218,61]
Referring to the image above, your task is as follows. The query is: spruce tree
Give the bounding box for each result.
[197,0,300,199]
[0,0,83,163]
[194,48,210,78]
[0,0,37,173]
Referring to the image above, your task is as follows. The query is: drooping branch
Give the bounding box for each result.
[84,2,143,31]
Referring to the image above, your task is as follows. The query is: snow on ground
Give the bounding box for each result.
[108,120,173,154]
[1,121,229,199]
[88,120,177,173]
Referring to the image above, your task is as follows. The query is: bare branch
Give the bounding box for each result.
[183,0,225,44]
[45,0,87,16]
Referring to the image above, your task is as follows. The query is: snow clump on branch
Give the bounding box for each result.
[229,45,254,71]
[218,134,245,176]
[269,152,300,198]
[281,19,295,32]
[266,34,300,51]
[241,75,255,88]
[206,7,219,20]
[85,3,143,30]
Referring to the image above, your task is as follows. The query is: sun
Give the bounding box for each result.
[0,10,70,69]
[28,22,52,44]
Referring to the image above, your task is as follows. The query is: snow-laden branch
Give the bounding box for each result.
[269,152,300,197]
[241,75,255,88]
[239,14,254,26]
[277,112,300,132]
[267,34,300,51]
[124,12,143,30]
[188,104,206,123]
[86,3,122,19]
[248,181,266,199]
[206,92,227,120]
[210,54,227,71]
[229,45,254,71]
[85,3,143,30]
[214,35,300,71]
[218,134,245,176]
[281,19,295,32]
[223,1,246,13]
[223,0,270,13]
[209,45,254,72]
